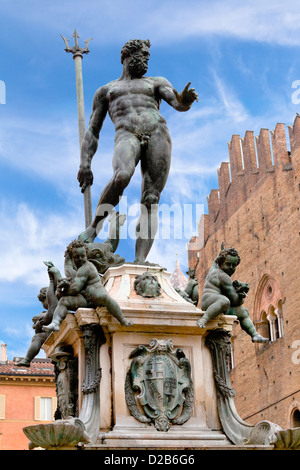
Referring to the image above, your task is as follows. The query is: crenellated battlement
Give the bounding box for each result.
[191,114,300,248]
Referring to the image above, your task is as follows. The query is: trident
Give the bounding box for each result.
[61,29,93,228]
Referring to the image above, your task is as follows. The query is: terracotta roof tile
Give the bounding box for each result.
[0,358,55,376]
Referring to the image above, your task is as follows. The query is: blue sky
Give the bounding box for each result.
[1,0,300,359]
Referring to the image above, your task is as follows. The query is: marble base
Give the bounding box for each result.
[42,264,273,450]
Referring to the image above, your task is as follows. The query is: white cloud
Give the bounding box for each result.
[212,72,249,123]
[3,0,300,47]
[148,1,300,47]
[0,110,116,200]
[0,200,83,286]
[147,238,191,274]
[0,113,77,184]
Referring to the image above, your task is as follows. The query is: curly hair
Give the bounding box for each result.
[37,287,47,302]
[134,272,161,296]
[65,239,87,258]
[121,39,151,63]
[215,247,241,266]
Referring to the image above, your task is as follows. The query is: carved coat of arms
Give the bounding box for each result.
[125,339,194,431]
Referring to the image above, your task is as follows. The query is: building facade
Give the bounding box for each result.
[188,114,300,430]
[0,344,56,450]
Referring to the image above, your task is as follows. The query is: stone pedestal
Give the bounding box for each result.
[41,264,275,450]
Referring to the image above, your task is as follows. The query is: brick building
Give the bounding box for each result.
[0,343,56,450]
[188,114,300,430]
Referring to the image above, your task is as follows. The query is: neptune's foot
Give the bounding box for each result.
[14,358,31,367]
[133,259,164,268]
[78,226,97,243]
[133,258,146,265]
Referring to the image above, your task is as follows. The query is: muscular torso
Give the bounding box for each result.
[105,77,168,135]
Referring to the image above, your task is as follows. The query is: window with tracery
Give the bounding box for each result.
[268,302,284,341]
[254,275,284,351]
[258,311,271,341]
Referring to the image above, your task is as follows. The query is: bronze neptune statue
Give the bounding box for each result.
[77,39,198,263]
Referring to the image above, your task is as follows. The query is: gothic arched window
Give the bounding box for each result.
[254,275,284,350]
[291,408,300,428]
